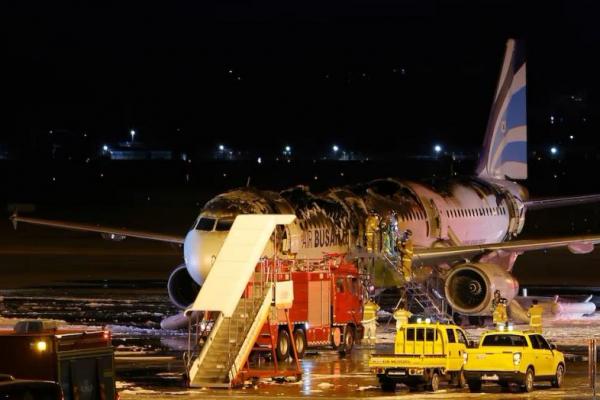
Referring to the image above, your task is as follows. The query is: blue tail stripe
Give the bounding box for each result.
[506,86,527,131]
[499,140,527,163]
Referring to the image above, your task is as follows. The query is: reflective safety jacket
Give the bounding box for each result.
[393,308,412,325]
[528,304,543,327]
[363,300,380,322]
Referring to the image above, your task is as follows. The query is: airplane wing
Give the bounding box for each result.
[413,234,600,265]
[525,193,600,210]
[10,213,185,244]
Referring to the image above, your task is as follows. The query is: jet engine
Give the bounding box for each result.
[444,263,519,315]
[167,264,201,309]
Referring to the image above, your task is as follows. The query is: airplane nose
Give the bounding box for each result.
[183,229,226,285]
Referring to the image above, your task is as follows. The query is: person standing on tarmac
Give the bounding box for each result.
[491,290,508,328]
[393,300,412,331]
[362,298,380,346]
[528,299,544,333]
[397,229,414,282]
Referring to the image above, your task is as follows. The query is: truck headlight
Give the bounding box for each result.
[513,352,521,366]
[36,340,47,352]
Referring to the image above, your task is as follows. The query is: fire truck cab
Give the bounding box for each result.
[254,254,364,360]
[0,320,117,400]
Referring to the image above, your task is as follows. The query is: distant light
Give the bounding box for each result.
[434,144,442,153]
[130,129,136,136]
[569,135,574,140]
[102,145,108,151]
[285,145,291,152]
[332,145,339,152]
[257,157,262,164]
[219,144,224,151]
[550,146,558,155]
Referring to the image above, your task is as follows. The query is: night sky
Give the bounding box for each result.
[5,0,600,157]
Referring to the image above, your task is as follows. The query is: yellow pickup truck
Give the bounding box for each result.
[368,320,470,392]
[464,328,565,393]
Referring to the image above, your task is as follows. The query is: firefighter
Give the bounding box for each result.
[397,229,414,282]
[365,212,381,253]
[393,300,412,331]
[528,299,544,333]
[362,298,380,346]
[491,290,508,328]
[386,213,399,255]
[380,218,390,255]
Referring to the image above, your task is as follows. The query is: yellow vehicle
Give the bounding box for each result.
[464,327,565,393]
[368,319,470,392]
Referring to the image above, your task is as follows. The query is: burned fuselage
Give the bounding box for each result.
[180,178,526,293]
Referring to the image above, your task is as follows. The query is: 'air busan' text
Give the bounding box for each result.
[301,228,349,249]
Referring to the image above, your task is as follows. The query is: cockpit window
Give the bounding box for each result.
[196,218,216,231]
[215,218,234,231]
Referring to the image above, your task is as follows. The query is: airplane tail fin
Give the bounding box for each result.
[477,39,527,180]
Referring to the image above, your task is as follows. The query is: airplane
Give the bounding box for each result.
[11,39,600,328]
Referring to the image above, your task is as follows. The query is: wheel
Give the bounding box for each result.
[331,327,342,349]
[468,379,481,393]
[521,368,534,393]
[293,328,306,359]
[426,372,440,392]
[343,326,355,353]
[455,370,466,389]
[276,329,291,361]
[551,364,564,388]
[380,378,396,392]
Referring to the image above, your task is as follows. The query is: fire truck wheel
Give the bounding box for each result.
[276,329,291,361]
[293,329,306,359]
[331,327,342,349]
[343,326,355,352]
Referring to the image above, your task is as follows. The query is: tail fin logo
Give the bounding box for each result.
[477,39,527,180]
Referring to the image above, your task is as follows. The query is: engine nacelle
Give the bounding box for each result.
[167,264,201,309]
[444,263,519,315]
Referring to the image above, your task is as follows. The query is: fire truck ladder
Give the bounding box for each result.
[381,253,453,323]
[183,214,298,388]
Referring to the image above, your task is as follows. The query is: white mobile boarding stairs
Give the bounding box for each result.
[183,214,296,388]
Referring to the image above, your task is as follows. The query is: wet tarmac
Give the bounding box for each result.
[1,287,600,399]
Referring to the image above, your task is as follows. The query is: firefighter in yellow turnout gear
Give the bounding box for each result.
[397,229,414,282]
[393,300,412,331]
[491,290,508,328]
[365,212,381,253]
[528,299,544,333]
[362,298,380,346]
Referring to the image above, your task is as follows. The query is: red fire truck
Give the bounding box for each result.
[0,320,117,400]
[252,254,364,360]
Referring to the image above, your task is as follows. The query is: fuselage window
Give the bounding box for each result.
[215,218,234,231]
[196,217,216,231]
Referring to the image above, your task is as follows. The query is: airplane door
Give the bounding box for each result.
[421,198,441,239]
